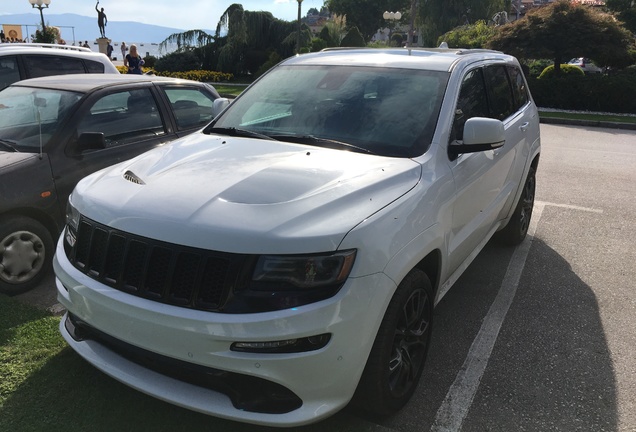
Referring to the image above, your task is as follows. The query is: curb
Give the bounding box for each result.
[540,117,636,130]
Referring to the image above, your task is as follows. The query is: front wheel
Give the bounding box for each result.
[497,166,536,246]
[353,269,434,416]
[0,216,54,296]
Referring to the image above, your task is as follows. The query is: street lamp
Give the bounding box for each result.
[296,0,303,54]
[383,11,402,46]
[29,0,51,32]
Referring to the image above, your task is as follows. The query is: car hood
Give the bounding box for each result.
[0,151,38,171]
[73,133,422,253]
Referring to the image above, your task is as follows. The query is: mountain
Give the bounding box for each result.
[0,13,210,44]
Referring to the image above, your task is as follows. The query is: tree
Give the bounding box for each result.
[486,0,634,74]
[606,0,636,34]
[327,0,411,41]
[418,0,506,46]
[340,27,367,47]
[437,20,498,48]
[159,4,298,76]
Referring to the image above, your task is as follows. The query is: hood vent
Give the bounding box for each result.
[123,170,145,185]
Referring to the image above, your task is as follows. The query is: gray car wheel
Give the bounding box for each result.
[0,216,53,296]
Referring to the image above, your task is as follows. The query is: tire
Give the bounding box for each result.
[353,269,434,416]
[0,216,54,296]
[497,166,536,246]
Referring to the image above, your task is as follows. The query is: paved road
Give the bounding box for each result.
[15,124,636,431]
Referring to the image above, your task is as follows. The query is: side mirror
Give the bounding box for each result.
[449,117,505,158]
[76,132,106,153]
[212,98,230,118]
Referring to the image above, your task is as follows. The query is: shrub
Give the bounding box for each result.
[154,70,233,82]
[528,74,636,113]
[391,33,404,47]
[538,64,585,79]
[154,51,201,73]
[311,37,328,52]
[142,55,157,69]
[255,52,282,78]
[527,59,552,78]
[341,27,366,47]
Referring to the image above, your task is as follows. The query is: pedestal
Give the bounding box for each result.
[96,37,110,56]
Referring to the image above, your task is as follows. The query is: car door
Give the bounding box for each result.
[48,84,176,216]
[446,64,519,273]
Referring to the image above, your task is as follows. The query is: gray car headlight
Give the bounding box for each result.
[252,250,356,290]
[64,198,80,247]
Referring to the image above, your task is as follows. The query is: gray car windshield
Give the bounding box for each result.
[207,65,449,157]
[0,86,82,151]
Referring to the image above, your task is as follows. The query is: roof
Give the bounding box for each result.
[285,47,514,72]
[12,74,205,93]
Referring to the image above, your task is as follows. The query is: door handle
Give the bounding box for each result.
[519,122,529,132]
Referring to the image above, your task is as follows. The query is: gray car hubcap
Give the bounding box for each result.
[0,230,45,284]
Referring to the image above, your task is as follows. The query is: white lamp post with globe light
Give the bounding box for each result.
[29,0,51,34]
[383,11,402,46]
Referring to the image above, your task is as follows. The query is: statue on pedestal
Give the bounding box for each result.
[96,1,108,38]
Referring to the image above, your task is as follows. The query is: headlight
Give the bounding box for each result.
[64,198,80,247]
[252,250,356,289]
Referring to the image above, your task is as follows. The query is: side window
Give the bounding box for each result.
[77,88,165,147]
[24,55,87,78]
[163,87,217,130]
[84,60,106,74]
[0,55,21,91]
[450,68,489,142]
[483,65,514,121]
[507,66,529,110]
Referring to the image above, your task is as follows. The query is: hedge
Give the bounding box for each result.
[115,66,233,83]
[528,73,636,114]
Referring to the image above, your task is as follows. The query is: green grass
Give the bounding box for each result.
[213,84,249,97]
[0,295,256,431]
[538,110,636,124]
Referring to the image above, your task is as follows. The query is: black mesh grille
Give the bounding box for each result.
[67,217,250,312]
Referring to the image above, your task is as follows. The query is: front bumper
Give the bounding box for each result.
[54,236,396,427]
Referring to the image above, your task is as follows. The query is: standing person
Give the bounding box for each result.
[95,1,108,38]
[120,42,127,60]
[107,41,114,60]
[124,44,144,74]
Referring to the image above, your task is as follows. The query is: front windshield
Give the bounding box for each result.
[0,86,82,151]
[208,65,449,157]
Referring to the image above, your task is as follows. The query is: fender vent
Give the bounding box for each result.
[123,170,145,185]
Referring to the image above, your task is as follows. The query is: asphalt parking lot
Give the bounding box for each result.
[14,123,636,431]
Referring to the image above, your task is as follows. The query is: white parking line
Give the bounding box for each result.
[430,202,545,432]
[536,200,603,214]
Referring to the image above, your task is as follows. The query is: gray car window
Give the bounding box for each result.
[24,55,86,79]
[450,68,489,143]
[164,87,216,130]
[483,65,515,121]
[77,88,165,147]
[0,55,21,91]
[85,59,106,74]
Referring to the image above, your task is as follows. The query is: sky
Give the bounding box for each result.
[1,0,326,30]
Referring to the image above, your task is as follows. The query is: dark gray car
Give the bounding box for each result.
[0,74,222,295]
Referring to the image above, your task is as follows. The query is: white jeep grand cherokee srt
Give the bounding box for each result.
[54,47,540,427]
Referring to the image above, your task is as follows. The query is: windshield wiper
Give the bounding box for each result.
[0,138,18,152]
[270,134,376,155]
[205,127,277,141]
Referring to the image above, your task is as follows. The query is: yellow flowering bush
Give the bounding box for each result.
[114,67,233,83]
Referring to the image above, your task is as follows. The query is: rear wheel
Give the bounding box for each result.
[353,269,433,416]
[497,166,536,246]
[0,216,54,296]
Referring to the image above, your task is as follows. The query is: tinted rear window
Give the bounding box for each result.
[24,55,86,78]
